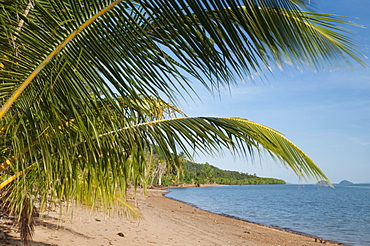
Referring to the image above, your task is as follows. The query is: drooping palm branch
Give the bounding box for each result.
[0,1,365,115]
[1,113,326,211]
[0,0,366,244]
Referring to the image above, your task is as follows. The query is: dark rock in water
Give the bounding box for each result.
[339,180,353,185]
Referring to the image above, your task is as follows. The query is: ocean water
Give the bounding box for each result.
[165,184,370,246]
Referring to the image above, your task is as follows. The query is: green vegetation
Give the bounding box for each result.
[145,148,285,186]
[151,159,286,186]
[0,0,364,244]
[180,162,285,185]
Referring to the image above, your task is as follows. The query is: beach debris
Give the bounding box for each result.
[315,237,326,243]
[117,232,125,237]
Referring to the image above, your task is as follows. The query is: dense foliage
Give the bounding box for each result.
[164,161,286,185]
[146,149,286,186]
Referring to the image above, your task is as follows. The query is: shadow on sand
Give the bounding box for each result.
[1,214,91,246]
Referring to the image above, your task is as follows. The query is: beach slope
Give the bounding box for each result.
[1,189,341,246]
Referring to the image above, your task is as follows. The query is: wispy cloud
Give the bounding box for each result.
[348,136,370,146]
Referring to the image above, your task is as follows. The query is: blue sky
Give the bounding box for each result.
[181,0,370,184]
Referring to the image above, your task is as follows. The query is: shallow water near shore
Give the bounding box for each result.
[165,184,370,246]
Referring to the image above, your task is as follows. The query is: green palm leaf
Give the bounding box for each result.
[122,116,326,181]
[2,115,326,212]
[0,0,365,118]
[0,0,365,243]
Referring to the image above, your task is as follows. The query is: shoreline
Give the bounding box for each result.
[161,185,344,245]
[1,188,344,246]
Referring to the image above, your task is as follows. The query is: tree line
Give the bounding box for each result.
[147,150,285,186]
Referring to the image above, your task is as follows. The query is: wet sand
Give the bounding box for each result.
[0,188,342,246]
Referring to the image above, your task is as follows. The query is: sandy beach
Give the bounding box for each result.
[1,187,342,246]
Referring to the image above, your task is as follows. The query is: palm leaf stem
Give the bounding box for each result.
[0,0,123,120]
[0,97,186,173]
[0,116,329,191]
[0,140,38,172]
[11,0,35,54]
[0,163,36,189]
[70,116,328,182]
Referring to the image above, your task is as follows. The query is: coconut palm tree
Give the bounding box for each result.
[0,0,365,244]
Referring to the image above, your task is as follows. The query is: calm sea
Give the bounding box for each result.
[165,184,370,246]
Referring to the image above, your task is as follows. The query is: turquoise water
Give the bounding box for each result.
[165,184,370,245]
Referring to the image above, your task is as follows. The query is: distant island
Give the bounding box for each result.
[339,180,353,185]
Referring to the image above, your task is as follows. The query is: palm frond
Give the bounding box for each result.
[120,116,327,181]
[2,102,328,217]
[0,0,365,120]
[0,1,364,243]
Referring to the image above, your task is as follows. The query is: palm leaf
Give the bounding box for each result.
[121,116,326,181]
[0,1,365,243]
[2,114,327,216]
[0,0,365,119]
